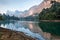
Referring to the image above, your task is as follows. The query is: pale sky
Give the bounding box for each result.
[0,0,43,13]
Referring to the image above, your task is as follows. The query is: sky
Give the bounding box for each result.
[0,0,43,13]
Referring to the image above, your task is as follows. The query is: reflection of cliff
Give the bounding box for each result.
[43,32,60,40]
[28,22,43,35]
[28,22,52,40]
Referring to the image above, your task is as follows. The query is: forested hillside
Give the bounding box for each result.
[39,1,60,20]
[0,14,19,20]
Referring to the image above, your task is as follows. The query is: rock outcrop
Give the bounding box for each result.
[0,27,36,40]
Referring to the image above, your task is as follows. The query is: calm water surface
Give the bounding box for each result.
[0,21,45,40]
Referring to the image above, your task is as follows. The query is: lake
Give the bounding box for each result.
[0,21,45,40]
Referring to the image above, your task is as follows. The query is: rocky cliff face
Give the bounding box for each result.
[27,0,60,16]
[27,0,52,16]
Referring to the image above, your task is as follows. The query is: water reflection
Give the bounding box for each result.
[29,23,33,29]
[0,21,45,40]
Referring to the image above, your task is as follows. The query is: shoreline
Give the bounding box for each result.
[40,20,60,22]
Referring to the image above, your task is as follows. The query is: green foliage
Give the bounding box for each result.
[0,14,20,20]
[0,16,4,20]
[39,1,60,20]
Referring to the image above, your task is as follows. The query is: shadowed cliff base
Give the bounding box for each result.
[0,27,36,40]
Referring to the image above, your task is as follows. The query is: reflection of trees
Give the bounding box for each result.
[0,21,16,27]
[39,22,60,36]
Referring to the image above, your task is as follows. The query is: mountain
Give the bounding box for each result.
[26,0,60,17]
[28,0,52,15]
[5,0,51,17]
[39,1,60,20]
[6,0,60,17]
